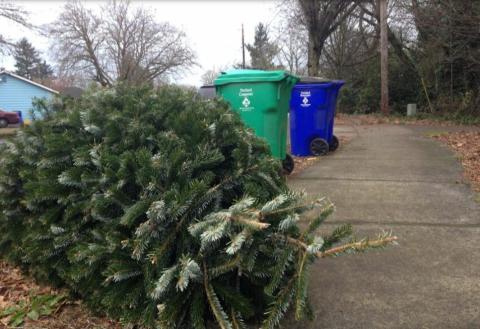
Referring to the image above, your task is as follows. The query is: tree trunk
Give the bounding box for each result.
[307,30,323,76]
[307,43,319,76]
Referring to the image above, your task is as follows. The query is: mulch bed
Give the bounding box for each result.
[0,261,120,329]
[432,132,480,192]
[291,155,321,176]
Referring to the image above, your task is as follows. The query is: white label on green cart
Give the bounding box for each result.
[239,88,254,111]
[300,91,311,108]
[239,88,253,97]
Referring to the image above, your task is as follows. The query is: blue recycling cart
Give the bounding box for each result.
[289,79,344,156]
[15,111,24,125]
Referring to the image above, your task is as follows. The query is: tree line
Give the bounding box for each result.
[204,0,480,119]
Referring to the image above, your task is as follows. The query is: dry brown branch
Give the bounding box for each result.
[319,236,398,257]
[280,234,398,258]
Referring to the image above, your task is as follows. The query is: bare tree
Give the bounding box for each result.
[320,13,377,78]
[275,18,308,75]
[0,1,30,54]
[297,0,358,75]
[49,0,196,86]
[201,67,225,85]
[354,0,416,71]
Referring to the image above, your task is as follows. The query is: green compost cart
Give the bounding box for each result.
[214,69,298,173]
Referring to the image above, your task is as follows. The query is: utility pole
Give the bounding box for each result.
[241,24,246,69]
[379,0,389,115]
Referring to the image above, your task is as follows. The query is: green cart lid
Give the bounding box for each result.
[214,69,297,86]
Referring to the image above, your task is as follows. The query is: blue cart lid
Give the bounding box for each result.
[295,77,345,86]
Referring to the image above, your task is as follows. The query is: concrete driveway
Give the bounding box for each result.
[286,124,480,329]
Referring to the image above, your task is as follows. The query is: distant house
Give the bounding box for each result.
[0,70,58,121]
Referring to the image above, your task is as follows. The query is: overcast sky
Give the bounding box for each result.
[0,0,280,86]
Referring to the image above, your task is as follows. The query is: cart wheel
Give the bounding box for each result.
[329,135,339,152]
[310,138,329,156]
[282,154,295,175]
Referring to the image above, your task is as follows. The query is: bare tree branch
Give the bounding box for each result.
[0,0,31,54]
[49,0,196,86]
[296,0,359,75]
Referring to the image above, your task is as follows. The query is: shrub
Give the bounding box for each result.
[0,85,395,328]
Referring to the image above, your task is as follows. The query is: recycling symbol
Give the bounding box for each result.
[242,97,251,108]
[301,96,311,107]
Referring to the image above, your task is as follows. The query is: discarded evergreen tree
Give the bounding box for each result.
[0,85,396,328]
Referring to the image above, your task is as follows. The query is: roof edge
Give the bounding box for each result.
[0,70,59,94]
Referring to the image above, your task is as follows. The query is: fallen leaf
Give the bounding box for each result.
[433,131,480,192]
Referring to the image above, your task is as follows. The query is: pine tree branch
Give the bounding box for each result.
[300,201,334,240]
[318,236,398,258]
[294,251,309,320]
[261,204,308,217]
[231,308,242,329]
[149,204,195,263]
[283,235,309,250]
[261,274,297,329]
[203,262,233,329]
[231,215,270,230]
[276,234,398,258]
[208,256,241,278]
[261,198,326,218]
[154,177,239,261]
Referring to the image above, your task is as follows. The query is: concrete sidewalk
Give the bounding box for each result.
[286,124,480,329]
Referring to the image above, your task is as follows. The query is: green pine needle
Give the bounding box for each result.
[151,265,178,300]
[205,282,233,329]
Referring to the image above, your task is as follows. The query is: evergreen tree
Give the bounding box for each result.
[0,85,396,328]
[33,59,54,80]
[13,38,53,80]
[246,23,279,70]
[14,38,39,79]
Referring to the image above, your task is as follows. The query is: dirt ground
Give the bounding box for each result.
[0,261,120,329]
[0,128,18,137]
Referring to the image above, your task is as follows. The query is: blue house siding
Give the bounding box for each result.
[0,73,57,120]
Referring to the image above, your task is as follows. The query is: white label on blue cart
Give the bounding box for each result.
[239,88,254,111]
[300,91,311,108]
